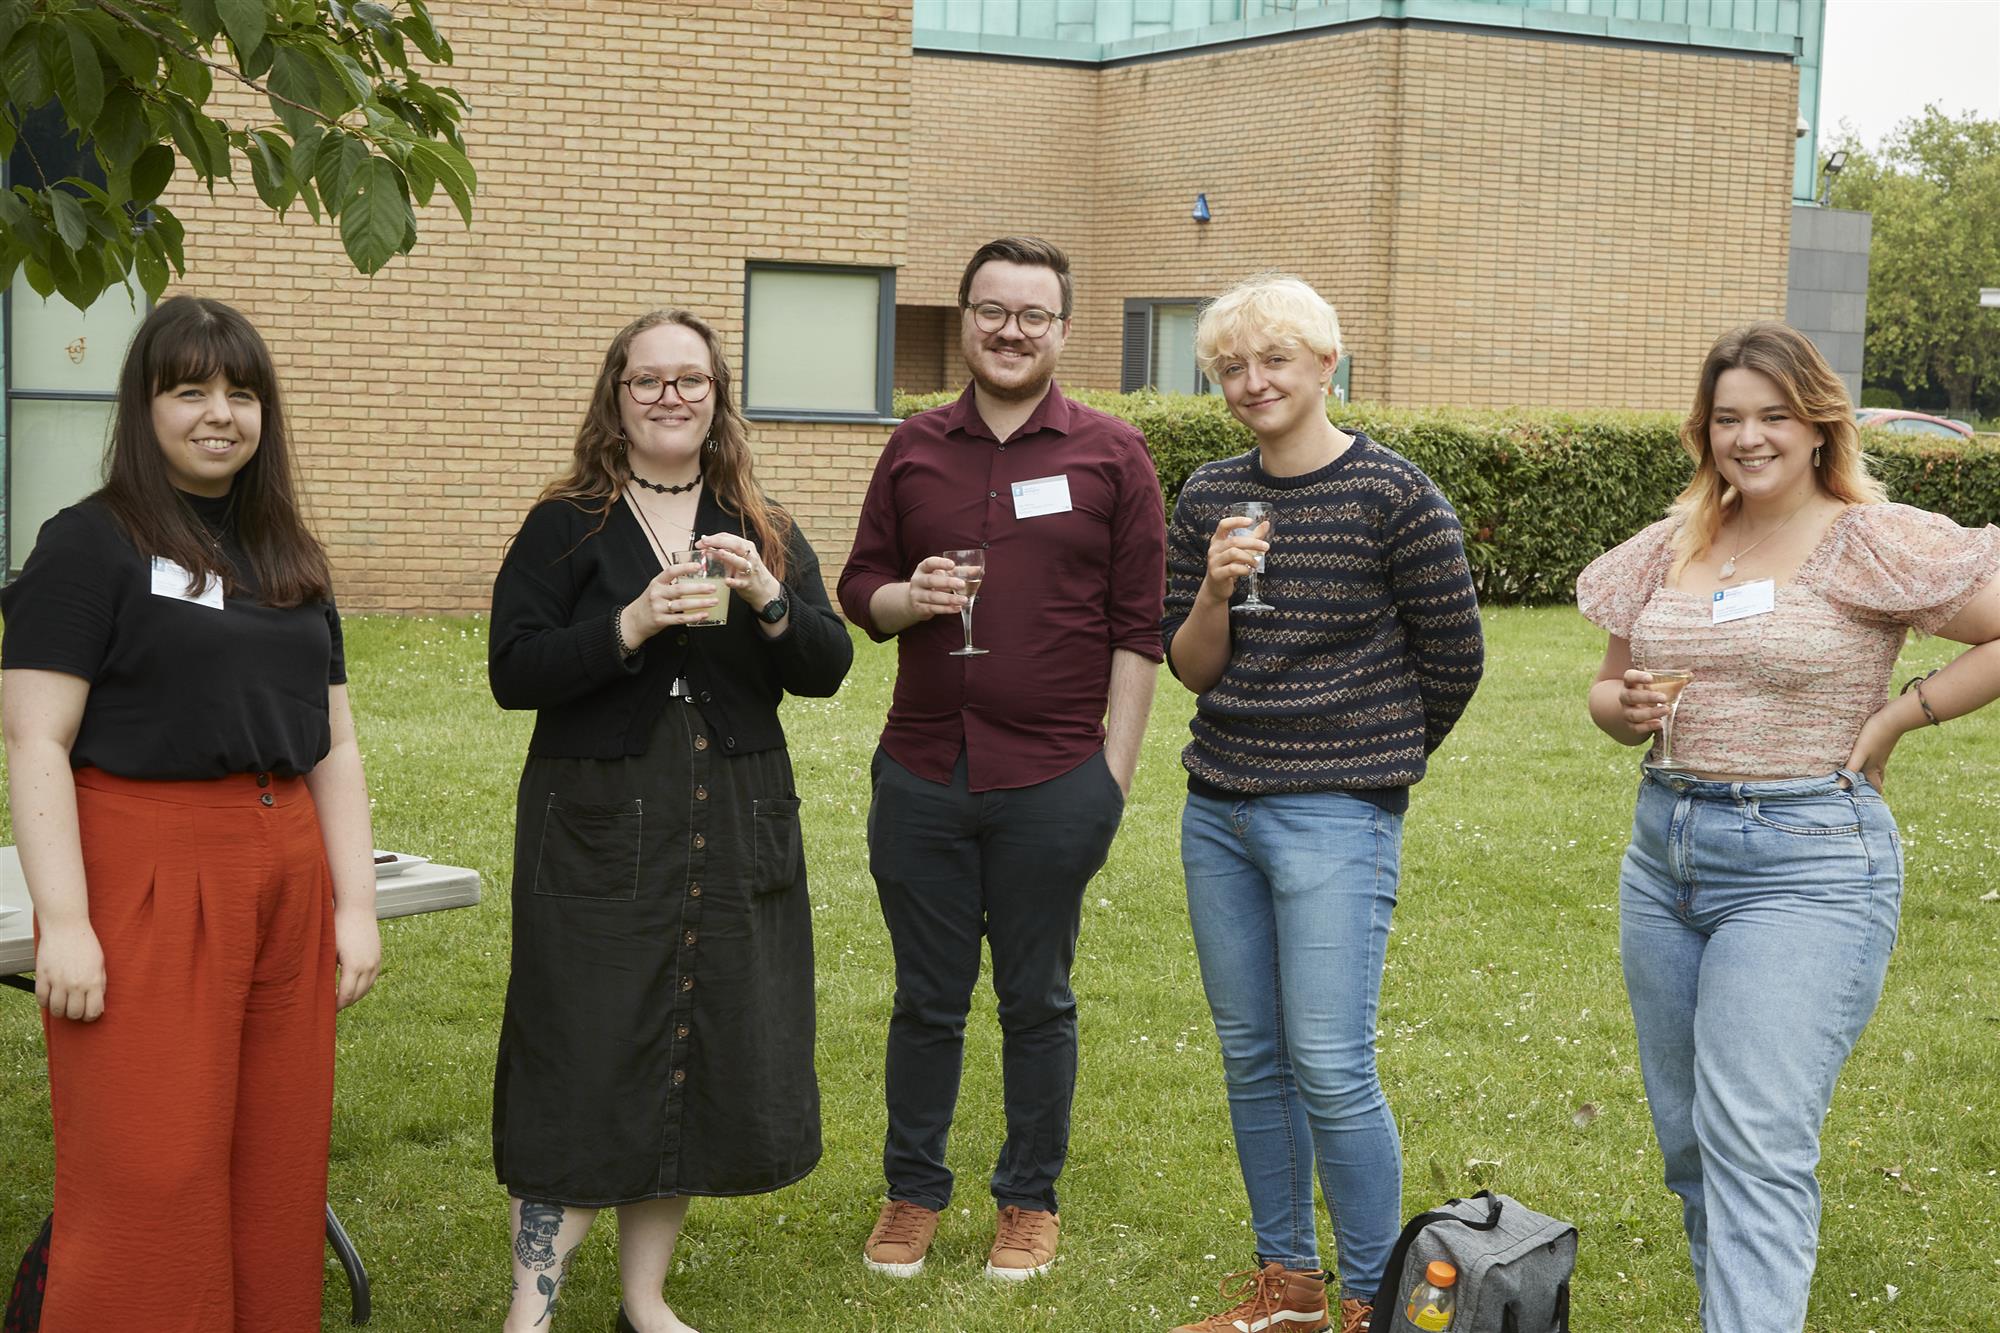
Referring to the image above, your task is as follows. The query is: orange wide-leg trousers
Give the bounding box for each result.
[40,768,337,1333]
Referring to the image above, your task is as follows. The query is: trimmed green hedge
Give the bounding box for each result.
[893,390,2000,605]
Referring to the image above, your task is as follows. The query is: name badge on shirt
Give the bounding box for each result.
[1011,474,1072,519]
[150,556,225,610]
[1711,578,1775,625]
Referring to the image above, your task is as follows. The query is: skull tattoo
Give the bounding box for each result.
[514,1200,564,1269]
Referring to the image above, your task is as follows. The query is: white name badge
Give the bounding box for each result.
[1711,578,1775,625]
[1011,474,1072,519]
[150,556,225,610]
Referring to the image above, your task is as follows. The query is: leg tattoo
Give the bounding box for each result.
[514,1200,565,1269]
[534,1243,581,1327]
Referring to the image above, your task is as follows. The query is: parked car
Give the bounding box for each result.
[1855,408,1976,439]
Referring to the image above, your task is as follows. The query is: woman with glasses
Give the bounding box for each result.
[488,309,852,1333]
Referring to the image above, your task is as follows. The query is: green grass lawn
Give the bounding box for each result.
[2,607,1996,1332]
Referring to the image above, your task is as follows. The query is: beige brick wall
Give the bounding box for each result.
[907,30,1793,409]
[161,0,911,613]
[902,55,1101,341]
[1382,31,1794,408]
[891,302,952,392]
[140,13,1795,610]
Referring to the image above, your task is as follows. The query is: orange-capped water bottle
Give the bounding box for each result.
[1404,1260,1457,1330]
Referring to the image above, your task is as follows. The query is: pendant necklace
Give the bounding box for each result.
[1719,495,1811,580]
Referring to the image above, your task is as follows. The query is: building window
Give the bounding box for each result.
[1121,298,1212,394]
[5,274,138,575]
[4,106,143,575]
[743,263,896,421]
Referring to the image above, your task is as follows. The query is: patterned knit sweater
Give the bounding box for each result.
[1160,433,1485,812]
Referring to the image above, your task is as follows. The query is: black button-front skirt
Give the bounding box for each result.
[493,695,819,1205]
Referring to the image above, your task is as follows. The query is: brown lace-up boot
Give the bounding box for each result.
[1170,1261,1330,1332]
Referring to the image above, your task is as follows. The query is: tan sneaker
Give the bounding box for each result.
[862,1199,940,1277]
[1171,1262,1329,1332]
[1336,1297,1373,1333]
[984,1205,1060,1281]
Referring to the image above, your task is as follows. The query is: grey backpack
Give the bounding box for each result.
[1371,1191,1575,1333]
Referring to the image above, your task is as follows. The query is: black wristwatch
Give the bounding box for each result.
[754,587,790,624]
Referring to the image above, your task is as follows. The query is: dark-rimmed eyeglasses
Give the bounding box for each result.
[964,302,1064,338]
[622,372,715,405]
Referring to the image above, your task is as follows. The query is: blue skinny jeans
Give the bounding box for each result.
[1181,789,1404,1300]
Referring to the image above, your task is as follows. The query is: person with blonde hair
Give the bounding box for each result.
[488,309,852,1332]
[1576,321,2000,1331]
[1161,275,1483,1333]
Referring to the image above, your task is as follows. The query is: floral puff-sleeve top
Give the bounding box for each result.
[1575,503,2000,778]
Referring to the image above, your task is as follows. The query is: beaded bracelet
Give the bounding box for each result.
[1899,668,1941,727]
[612,607,636,658]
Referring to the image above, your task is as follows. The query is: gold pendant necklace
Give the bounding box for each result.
[1719,496,1811,580]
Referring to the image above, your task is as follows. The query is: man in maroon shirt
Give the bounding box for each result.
[839,237,1166,1282]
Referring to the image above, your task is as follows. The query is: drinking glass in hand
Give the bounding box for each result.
[1227,501,1276,613]
[1641,668,1694,770]
[942,548,988,657]
[670,549,730,626]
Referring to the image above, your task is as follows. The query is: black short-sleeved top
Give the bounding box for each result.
[0,493,345,780]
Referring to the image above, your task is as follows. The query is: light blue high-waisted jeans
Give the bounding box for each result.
[1620,767,1903,1333]
[1181,789,1404,1301]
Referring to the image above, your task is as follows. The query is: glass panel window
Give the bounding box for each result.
[9,399,114,563]
[744,264,893,419]
[1150,303,1204,394]
[7,274,143,573]
[10,278,145,392]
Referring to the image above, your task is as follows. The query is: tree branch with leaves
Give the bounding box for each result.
[0,0,478,310]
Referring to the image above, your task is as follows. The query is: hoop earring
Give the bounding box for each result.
[704,432,718,454]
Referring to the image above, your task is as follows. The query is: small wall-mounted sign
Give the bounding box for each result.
[1981,288,2000,308]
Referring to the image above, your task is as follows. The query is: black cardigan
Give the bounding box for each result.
[488,491,852,758]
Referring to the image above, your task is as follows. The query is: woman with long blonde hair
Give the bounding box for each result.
[487,310,852,1333]
[1577,321,2000,1330]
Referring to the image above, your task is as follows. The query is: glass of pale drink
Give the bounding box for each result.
[942,548,988,656]
[1641,668,1694,770]
[1226,501,1276,612]
[670,549,730,627]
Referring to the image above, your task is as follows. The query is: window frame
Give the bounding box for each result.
[741,260,898,424]
[2,112,137,578]
[1120,296,1212,395]
[3,290,130,579]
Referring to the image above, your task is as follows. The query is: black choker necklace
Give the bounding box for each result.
[630,473,700,495]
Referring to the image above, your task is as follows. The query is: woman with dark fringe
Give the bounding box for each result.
[2,296,380,1332]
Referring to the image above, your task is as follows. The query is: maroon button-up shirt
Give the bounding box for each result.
[838,383,1167,792]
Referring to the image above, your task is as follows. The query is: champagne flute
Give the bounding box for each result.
[942,548,988,656]
[1227,501,1276,613]
[1641,668,1694,770]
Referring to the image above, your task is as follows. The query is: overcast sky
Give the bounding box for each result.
[1818,0,2000,148]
